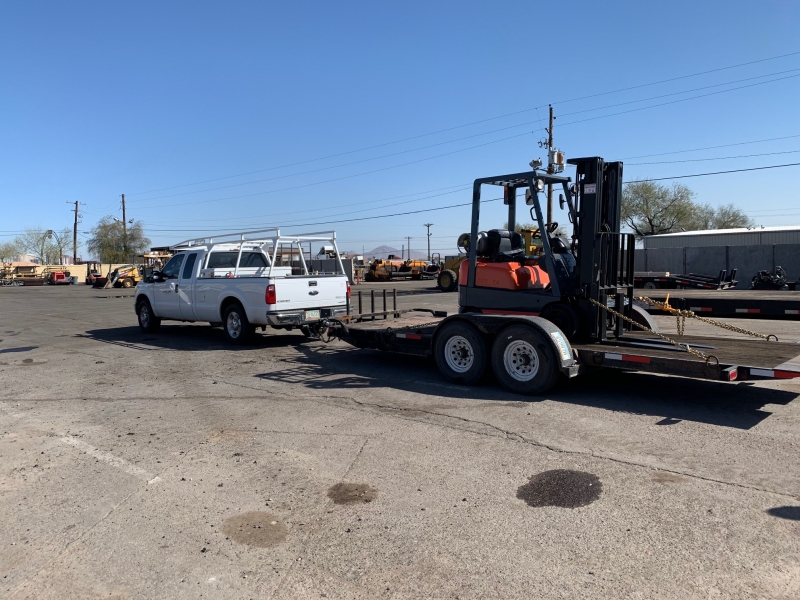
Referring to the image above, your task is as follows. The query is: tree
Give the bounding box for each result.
[48,228,72,264]
[87,216,151,263]
[621,181,696,238]
[621,182,753,239]
[14,228,54,264]
[0,241,17,263]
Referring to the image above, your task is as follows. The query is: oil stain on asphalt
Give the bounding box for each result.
[327,483,378,505]
[651,472,688,484]
[220,512,288,548]
[517,469,601,508]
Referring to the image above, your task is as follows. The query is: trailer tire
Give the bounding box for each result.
[434,321,487,385]
[539,303,580,341]
[437,269,458,292]
[136,299,161,333]
[642,281,658,289]
[223,303,255,345]
[491,325,559,395]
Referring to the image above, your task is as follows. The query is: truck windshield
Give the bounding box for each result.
[206,251,269,269]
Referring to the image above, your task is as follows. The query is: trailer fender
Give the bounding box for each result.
[434,314,576,375]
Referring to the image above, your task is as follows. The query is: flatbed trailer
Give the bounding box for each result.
[634,270,737,290]
[328,157,800,395]
[637,289,800,320]
[332,309,800,393]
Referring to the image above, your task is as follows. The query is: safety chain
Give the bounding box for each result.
[635,296,778,342]
[588,297,711,361]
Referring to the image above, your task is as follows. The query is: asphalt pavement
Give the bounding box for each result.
[1,284,799,599]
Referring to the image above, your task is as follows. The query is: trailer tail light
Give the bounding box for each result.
[346,280,351,299]
[266,284,276,304]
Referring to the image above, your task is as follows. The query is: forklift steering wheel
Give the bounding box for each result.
[546,222,559,233]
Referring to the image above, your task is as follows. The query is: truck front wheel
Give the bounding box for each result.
[137,299,161,333]
[491,325,559,395]
[223,303,255,345]
[434,321,487,385]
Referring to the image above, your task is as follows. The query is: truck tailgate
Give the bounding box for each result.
[273,276,347,310]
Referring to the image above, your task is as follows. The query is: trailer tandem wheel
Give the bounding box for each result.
[433,321,488,385]
[491,324,560,395]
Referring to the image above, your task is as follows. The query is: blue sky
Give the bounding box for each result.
[2,0,800,257]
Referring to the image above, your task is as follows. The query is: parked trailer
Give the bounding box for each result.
[634,270,737,290]
[327,157,800,395]
[637,289,800,320]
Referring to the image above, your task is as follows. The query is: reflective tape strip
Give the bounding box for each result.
[775,370,800,379]
[605,353,651,364]
[689,306,713,312]
[396,333,422,340]
[785,309,800,315]
[736,308,760,313]
[750,368,773,377]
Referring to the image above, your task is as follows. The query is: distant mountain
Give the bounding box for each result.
[363,245,428,260]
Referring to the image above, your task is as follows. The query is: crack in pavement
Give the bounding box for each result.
[211,375,800,500]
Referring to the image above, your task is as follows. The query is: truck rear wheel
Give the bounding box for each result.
[437,269,458,292]
[434,321,487,385]
[137,299,161,333]
[223,303,255,345]
[491,325,559,395]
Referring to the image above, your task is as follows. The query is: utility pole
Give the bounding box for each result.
[423,223,433,261]
[67,200,83,263]
[546,105,555,225]
[407,236,412,260]
[121,193,127,261]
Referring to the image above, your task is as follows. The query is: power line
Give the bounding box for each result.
[130,66,800,205]
[129,131,532,211]
[125,50,800,197]
[627,149,800,165]
[626,162,800,184]
[622,133,800,159]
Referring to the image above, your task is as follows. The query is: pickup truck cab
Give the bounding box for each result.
[134,229,350,344]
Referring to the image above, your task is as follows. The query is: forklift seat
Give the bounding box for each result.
[483,229,524,261]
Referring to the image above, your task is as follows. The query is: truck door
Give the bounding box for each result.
[178,252,199,320]
[153,253,185,320]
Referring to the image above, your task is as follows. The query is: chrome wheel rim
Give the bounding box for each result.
[444,335,473,373]
[227,312,242,338]
[503,341,539,381]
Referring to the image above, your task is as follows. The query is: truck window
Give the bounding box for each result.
[181,253,198,279]
[206,251,268,269]
[162,254,185,279]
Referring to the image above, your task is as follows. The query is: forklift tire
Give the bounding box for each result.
[437,269,458,293]
[539,303,580,341]
[434,321,487,385]
[223,303,255,345]
[122,278,134,288]
[136,299,161,333]
[491,325,559,395]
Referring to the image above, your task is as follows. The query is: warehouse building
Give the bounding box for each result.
[635,226,800,288]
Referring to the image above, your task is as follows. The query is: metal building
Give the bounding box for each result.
[642,226,800,249]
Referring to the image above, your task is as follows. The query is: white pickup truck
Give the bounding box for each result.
[133,229,350,344]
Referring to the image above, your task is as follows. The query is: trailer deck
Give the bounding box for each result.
[339,312,800,384]
[637,289,800,319]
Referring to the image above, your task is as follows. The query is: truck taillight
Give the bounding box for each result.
[346,280,351,298]
[266,284,276,304]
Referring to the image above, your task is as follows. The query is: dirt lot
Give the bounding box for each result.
[1,284,800,599]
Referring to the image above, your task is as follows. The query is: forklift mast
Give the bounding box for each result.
[568,156,634,340]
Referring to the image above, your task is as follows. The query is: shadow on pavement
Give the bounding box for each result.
[80,325,315,352]
[0,346,38,354]
[255,345,798,430]
[766,506,800,520]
